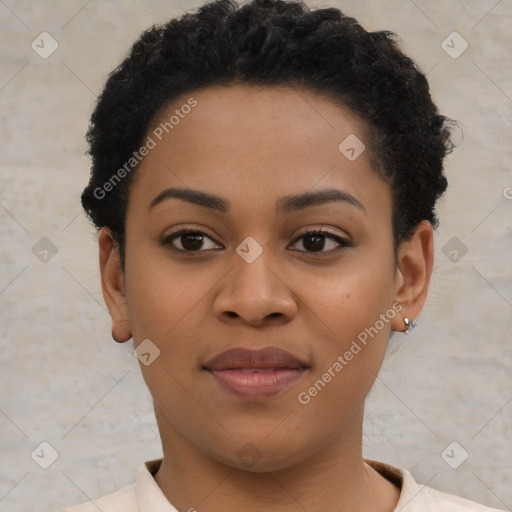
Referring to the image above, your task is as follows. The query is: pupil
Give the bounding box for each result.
[182,234,203,251]
[304,234,325,252]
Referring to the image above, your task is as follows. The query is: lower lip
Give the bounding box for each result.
[208,368,307,399]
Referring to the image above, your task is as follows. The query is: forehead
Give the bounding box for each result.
[128,83,390,217]
[149,83,367,157]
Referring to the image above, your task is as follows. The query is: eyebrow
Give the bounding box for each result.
[148,187,366,215]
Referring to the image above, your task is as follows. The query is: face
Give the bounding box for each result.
[101,84,431,472]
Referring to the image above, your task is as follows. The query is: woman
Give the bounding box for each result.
[61,0,504,510]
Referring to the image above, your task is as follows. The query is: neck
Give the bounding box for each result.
[152,404,400,512]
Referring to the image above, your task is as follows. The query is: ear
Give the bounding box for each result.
[390,220,434,332]
[98,226,132,343]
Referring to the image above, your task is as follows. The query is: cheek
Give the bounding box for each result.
[296,258,395,410]
[123,248,216,397]
[307,257,395,340]
[124,243,204,344]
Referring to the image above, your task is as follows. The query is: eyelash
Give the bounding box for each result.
[160,227,351,256]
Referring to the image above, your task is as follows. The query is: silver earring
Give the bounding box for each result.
[403,317,417,335]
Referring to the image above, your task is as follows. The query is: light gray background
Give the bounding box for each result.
[0,1,511,511]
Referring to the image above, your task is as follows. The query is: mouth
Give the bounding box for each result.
[203,346,310,399]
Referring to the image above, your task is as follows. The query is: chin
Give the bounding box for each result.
[204,433,318,473]
[219,449,303,473]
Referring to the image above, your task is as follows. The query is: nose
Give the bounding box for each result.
[213,244,297,327]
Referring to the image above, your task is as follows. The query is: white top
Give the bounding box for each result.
[58,458,505,512]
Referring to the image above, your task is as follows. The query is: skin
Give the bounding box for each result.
[99,84,433,512]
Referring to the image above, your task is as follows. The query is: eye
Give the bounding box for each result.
[289,228,351,254]
[161,228,222,253]
[161,227,351,255]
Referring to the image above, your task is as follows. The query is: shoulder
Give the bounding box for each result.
[56,458,168,512]
[417,483,506,512]
[364,458,506,512]
[57,483,138,512]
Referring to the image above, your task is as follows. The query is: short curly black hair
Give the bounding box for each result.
[82,0,457,271]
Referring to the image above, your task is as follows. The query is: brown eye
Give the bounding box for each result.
[161,228,221,252]
[290,229,351,254]
[160,227,351,256]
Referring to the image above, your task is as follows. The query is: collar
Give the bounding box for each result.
[136,458,178,512]
[364,458,429,512]
[136,457,425,512]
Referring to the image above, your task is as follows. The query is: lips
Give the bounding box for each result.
[203,347,310,399]
[205,346,309,371]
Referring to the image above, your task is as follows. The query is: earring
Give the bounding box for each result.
[403,317,417,335]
